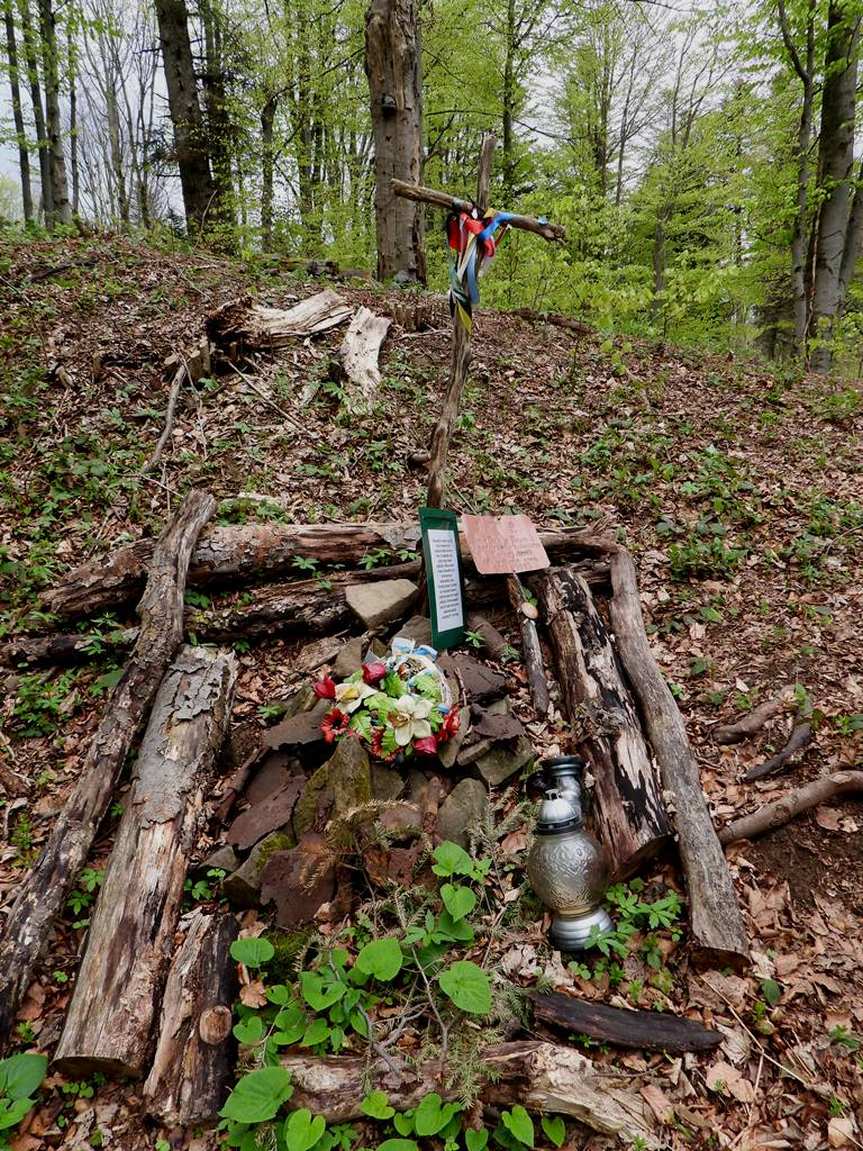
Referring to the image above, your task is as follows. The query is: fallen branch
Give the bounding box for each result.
[509,307,592,335]
[743,709,813,782]
[603,546,749,969]
[0,490,216,1045]
[41,522,610,622]
[529,990,722,1054]
[337,306,391,412]
[54,646,237,1077]
[713,689,794,744]
[720,770,863,844]
[142,362,186,474]
[281,1040,656,1146]
[507,574,550,715]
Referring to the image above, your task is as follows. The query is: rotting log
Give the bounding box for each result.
[281,1040,656,1146]
[602,546,749,969]
[143,909,238,1125]
[532,567,671,879]
[720,770,863,844]
[40,522,610,622]
[54,646,237,1077]
[207,291,353,349]
[0,490,216,1045]
[336,306,391,412]
[529,990,722,1054]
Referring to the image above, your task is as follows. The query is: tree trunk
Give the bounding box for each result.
[17,0,51,222]
[41,520,606,622]
[603,547,749,969]
[67,26,78,214]
[280,1041,657,1146]
[36,0,70,226]
[533,567,671,879]
[54,647,236,1077]
[838,156,863,308]
[143,910,238,1124]
[3,0,34,222]
[364,0,425,283]
[200,0,233,229]
[0,491,215,1046]
[809,0,859,373]
[260,93,277,251]
[153,0,216,231]
[501,0,516,200]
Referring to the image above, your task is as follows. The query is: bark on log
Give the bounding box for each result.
[529,990,722,1054]
[603,547,749,968]
[533,567,671,879]
[337,306,391,412]
[143,909,238,1125]
[713,689,794,745]
[41,523,609,622]
[207,291,353,348]
[54,646,237,1077]
[0,490,216,1045]
[719,770,863,844]
[506,574,549,715]
[281,1040,657,1146]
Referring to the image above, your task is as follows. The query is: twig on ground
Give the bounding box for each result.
[142,362,186,474]
[714,688,794,745]
[720,770,863,843]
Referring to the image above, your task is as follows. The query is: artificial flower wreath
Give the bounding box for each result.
[313,640,459,762]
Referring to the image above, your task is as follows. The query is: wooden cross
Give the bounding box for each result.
[392,135,566,509]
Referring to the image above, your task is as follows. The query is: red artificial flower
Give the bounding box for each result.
[413,735,438,756]
[436,707,461,745]
[362,660,387,686]
[321,707,350,743]
[313,675,337,700]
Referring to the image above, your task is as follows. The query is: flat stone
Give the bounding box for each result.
[222,828,296,908]
[260,833,335,928]
[437,778,488,848]
[438,706,471,769]
[471,705,525,742]
[333,636,365,679]
[245,752,301,804]
[475,735,536,786]
[228,775,306,850]
[378,804,421,840]
[371,763,405,801]
[294,737,371,838]
[345,579,417,629]
[457,738,494,766]
[264,697,330,750]
[437,653,506,704]
[393,614,432,646]
[203,845,240,873]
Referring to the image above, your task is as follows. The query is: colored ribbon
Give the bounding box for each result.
[446,206,512,332]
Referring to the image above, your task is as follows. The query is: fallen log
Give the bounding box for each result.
[743,705,813,782]
[507,574,550,715]
[529,990,722,1054]
[207,291,353,349]
[41,522,609,622]
[0,490,216,1044]
[533,567,671,879]
[336,306,391,412]
[143,909,238,1125]
[143,361,186,474]
[603,546,749,969]
[54,645,237,1077]
[281,1040,656,1146]
[719,770,863,844]
[713,688,794,745]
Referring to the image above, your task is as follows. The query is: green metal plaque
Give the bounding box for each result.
[420,507,466,650]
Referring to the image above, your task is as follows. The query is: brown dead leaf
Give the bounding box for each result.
[16,981,46,1022]
[828,1116,858,1147]
[815,805,842,831]
[239,980,268,1008]
[640,1084,675,1124]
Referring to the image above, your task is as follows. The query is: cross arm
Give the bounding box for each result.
[391,179,566,242]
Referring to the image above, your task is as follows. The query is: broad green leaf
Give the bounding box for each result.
[273,1004,307,1046]
[465,1128,489,1151]
[414,1092,460,1136]
[232,1015,265,1045]
[431,840,474,877]
[229,937,275,968]
[0,1054,48,1101]
[541,1115,566,1147]
[393,1111,415,1135]
[438,960,492,1015]
[377,1141,419,1151]
[441,883,477,922]
[300,1018,330,1047]
[360,1090,395,1119]
[355,937,403,981]
[301,971,346,1011]
[219,1066,293,1123]
[0,1096,35,1131]
[266,984,292,1005]
[760,978,782,1006]
[284,1107,326,1151]
[502,1106,534,1147]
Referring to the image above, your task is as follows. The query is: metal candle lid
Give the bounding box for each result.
[535,788,584,835]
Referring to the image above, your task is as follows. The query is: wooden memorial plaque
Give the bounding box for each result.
[462,514,550,575]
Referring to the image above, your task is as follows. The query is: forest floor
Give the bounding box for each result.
[1,230,862,1151]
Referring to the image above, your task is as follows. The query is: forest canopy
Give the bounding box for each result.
[2,0,863,372]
